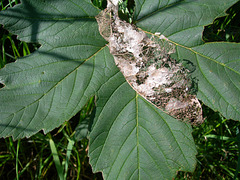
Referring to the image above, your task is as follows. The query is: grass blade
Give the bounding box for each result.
[234,127,240,179]
[16,139,20,180]
[64,139,75,179]
[48,135,64,180]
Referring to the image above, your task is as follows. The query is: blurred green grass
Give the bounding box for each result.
[0,0,240,179]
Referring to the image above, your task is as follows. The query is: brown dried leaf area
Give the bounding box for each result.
[96,5,203,125]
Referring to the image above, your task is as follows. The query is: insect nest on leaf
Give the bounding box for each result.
[96,0,203,125]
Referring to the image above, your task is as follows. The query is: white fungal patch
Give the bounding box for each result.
[96,1,203,125]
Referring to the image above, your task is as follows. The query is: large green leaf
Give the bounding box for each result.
[0,0,108,138]
[184,43,240,120]
[134,0,240,120]
[135,0,238,47]
[0,0,239,179]
[89,59,197,179]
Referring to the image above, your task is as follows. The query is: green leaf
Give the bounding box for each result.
[0,0,239,179]
[191,43,240,120]
[89,70,197,179]
[135,0,238,47]
[134,0,240,120]
[0,0,111,138]
[172,41,240,121]
[75,116,91,141]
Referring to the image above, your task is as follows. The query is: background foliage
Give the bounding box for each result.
[0,0,240,179]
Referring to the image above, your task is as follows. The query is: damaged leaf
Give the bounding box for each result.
[96,1,203,125]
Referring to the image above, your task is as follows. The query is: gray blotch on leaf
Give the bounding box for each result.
[95,0,203,125]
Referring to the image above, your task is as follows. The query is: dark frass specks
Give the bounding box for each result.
[96,0,203,125]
